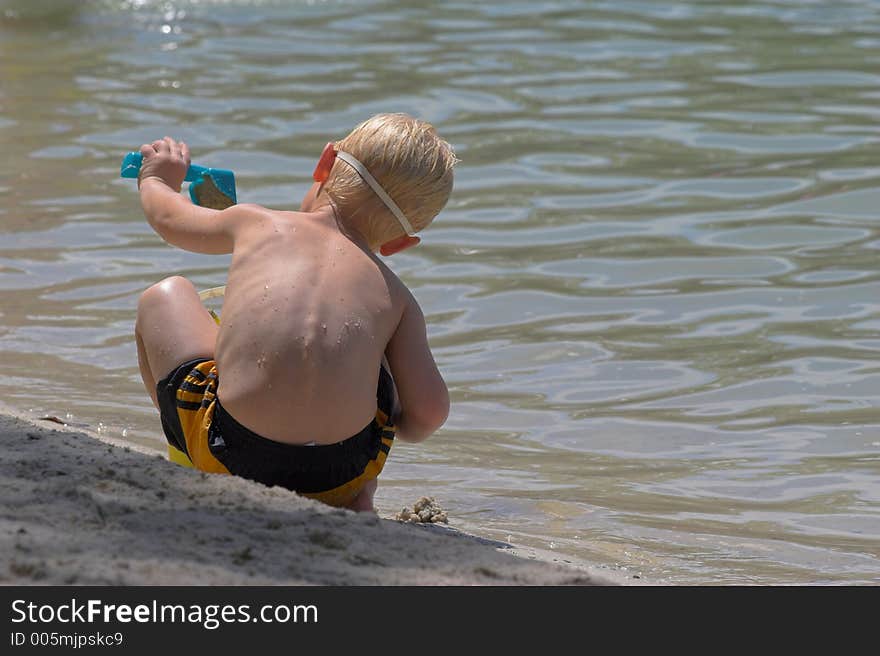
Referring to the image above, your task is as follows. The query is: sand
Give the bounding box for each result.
[0,409,625,586]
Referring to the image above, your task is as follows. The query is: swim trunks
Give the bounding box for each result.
[156,358,396,507]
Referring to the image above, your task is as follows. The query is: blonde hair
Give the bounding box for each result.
[324,113,457,242]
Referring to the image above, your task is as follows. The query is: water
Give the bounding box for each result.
[1,0,879,584]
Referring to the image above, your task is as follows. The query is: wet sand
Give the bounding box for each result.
[0,409,625,586]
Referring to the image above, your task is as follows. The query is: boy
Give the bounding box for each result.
[134,113,455,512]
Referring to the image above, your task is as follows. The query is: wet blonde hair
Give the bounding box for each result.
[324,113,457,242]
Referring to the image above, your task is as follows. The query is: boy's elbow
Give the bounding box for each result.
[150,217,176,243]
[140,202,175,240]
[396,418,443,443]
[396,395,449,443]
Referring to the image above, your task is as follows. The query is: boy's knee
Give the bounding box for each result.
[137,276,195,323]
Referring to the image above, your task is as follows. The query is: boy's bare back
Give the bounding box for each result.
[215,203,408,444]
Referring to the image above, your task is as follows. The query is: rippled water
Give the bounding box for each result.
[1,0,879,584]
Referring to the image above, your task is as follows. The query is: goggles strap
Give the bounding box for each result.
[335,150,416,237]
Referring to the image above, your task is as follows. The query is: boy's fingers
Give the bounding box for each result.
[143,136,188,164]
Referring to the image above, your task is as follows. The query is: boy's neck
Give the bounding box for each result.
[300,184,385,253]
[308,200,375,253]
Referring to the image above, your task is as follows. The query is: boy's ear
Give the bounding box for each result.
[313,142,336,182]
[380,235,420,256]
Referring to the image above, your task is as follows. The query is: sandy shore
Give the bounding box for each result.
[0,410,625,586]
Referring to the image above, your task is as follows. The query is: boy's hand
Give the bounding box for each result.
[138,136,190,193]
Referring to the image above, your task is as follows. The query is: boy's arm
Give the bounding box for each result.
[384,293,450,443]
[137,137,241,254]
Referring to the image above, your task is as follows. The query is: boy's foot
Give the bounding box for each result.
[346,479,377,513]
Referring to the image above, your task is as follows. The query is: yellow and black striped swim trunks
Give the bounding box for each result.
[156,358,396,508]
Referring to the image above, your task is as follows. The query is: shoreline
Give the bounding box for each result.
[0,407,629,586]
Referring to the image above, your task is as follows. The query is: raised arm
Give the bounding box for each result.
[137,137,239,254]
[384,293,450,442]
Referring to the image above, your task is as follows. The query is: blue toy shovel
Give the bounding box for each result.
[120,151,237,209]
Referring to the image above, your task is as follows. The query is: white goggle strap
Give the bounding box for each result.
[335,150,416,237]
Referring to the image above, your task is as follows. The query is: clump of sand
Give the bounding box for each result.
[192,174,235,209]
[396,496,448,524]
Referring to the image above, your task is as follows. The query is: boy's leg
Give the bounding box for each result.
[135,276,219,407]
[347,479,377,513]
